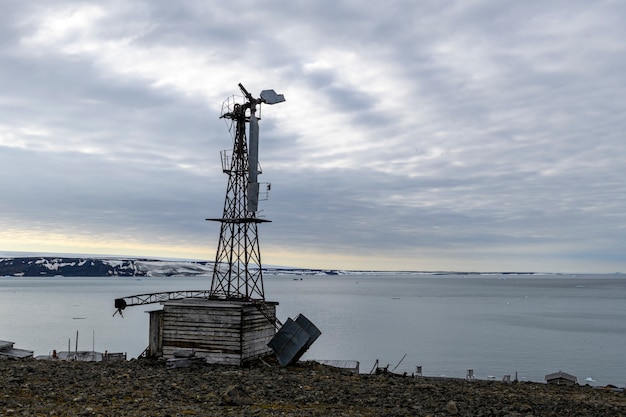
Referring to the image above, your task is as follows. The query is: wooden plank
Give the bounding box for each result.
[248,324,275,332]
[163,347,241,357]
[162,333,241,344]
[163,339,240,349]
[166,320,240,326]
[243,332,275,345]
[162,328,240,336]
[148,310,163,358]
[243,328,275,340]
[168,304,242,312]
[243,330,273,339]
[162,327,240,337]
[243,344,273,356]
[163,331,241,341]
[162,347,241,360]
[162,328,239,336]
[162,343,245,354]
[199,353,241,365]
[163,319,241,328]
[181,309,239,318]
[162,328,240,337]
[162,323,242,332]
[162,337,241,347]
[163,335,241,346]
[168,306,243,315]
[162,322,240,331]
[164,313,242,323]
[243,321,274,328]
[243,341,275,356]
[162,341,241,352]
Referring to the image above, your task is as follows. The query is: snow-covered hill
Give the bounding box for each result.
[0,255,543,277]
[0,257,214,277]
[0,256,342,277]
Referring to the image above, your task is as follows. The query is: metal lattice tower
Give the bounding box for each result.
[207,84,284,301]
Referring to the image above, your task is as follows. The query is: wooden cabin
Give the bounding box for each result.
[545,370,578,385]
[147,298,278,365]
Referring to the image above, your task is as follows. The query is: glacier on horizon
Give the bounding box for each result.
[0,255,551,277]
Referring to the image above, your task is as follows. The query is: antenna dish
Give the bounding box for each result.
[260,90,285,105]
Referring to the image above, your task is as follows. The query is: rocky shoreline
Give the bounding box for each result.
[1,358,625,416]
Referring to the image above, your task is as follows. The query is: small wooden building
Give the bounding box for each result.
[545,370,578,385]
[147,298,278,365]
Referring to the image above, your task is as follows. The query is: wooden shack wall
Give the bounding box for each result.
[159,300,276,365]
[547,377,577,386]
[242,303,276,359]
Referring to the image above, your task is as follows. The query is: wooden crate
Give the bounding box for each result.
[148,298,278,365]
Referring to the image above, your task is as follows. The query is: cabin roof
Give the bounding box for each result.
[0,347,34,359]
[0,340,16,350]
[545,370,577,382]
[1,340,34,359]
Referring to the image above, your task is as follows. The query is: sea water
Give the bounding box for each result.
[0,273,624,387]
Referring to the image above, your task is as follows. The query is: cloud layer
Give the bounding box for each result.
[1,0,625,272]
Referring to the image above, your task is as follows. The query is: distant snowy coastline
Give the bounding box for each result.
[0,256,212,277]
[0,254,555,277]
[0,256,340,277]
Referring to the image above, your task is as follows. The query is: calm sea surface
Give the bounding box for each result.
[1,273,624,386]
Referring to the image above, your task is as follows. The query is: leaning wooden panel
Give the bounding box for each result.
[147,310,164,358]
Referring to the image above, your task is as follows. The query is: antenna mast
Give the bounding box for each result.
[207,83,285,301]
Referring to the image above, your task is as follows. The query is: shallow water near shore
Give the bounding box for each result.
[1,273,624,387]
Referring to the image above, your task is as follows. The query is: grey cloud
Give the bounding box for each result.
[1,0,625,272]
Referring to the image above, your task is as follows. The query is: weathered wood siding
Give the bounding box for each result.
[153,299,277,365]
[241,303,277,359]
[147,310,163,358]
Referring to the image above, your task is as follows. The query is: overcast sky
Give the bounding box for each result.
[1,1,625,273]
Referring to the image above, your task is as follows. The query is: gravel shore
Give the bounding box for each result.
[1,358,624,416]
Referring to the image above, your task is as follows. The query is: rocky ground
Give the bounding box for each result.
[1,358,625,416]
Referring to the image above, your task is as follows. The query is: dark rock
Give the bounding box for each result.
[221,384,253,406]
[446,399,458,414]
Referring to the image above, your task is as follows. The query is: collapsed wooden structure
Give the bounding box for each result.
[0,340,33,359]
